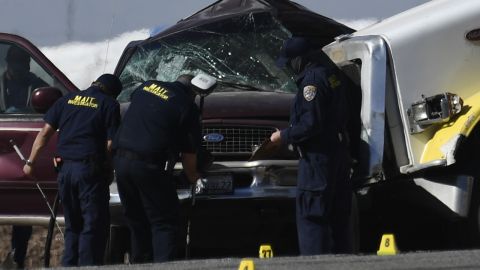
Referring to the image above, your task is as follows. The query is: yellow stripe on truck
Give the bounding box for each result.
[421,91,480,164]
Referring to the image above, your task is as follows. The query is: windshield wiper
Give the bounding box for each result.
[218,81,270,92]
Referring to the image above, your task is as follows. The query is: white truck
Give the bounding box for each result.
[324,0,480,247]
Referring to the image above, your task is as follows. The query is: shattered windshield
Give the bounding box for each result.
[117,13,297,102]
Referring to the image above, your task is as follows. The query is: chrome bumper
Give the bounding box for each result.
[109,159,299,205]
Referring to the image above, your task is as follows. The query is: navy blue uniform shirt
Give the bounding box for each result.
[280,64,348,190]
[44,86,120,160]
[114,80,201,157]
[281,64,347,150]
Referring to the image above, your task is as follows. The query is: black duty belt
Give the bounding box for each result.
[115,148,167,164]
[62,155,99,163]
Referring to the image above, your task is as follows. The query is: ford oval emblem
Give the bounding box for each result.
[203,133,224,143]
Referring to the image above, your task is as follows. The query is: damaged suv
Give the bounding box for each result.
[0,0,354,262]
[108,0,353,259]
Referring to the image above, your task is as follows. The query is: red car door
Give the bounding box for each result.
[0,33,77,222]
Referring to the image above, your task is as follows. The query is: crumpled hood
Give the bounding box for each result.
[147,0,353,49]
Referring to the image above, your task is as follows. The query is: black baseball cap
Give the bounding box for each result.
[276,37,311,68]
[94,73,122,97]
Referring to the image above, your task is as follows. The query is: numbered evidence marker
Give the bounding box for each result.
[377,234,399,255]
[259,244,273,258]
[238,259,255,270]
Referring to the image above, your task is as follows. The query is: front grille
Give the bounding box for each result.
[202,126,276,154]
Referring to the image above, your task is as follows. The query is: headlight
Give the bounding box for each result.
[408,93,463,133]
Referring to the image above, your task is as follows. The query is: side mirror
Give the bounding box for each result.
[191,73,217,97]
[31,87,63,113]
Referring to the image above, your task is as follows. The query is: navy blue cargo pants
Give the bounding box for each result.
[58,160,110,266]
[114,156,179,263]
[11,225,32,268]
[296,143,352,255]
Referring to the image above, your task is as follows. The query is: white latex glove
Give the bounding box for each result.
[195,178,208,194]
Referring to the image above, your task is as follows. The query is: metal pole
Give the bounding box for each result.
[44,193,60,267]
[10,139,63,234]
[185,185,196,259]
[35,183,63,237]
[185,95,205,259]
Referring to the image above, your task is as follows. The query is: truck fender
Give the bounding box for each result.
[421,91,480,165]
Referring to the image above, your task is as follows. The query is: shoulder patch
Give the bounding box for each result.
[303,85,317,101]
[328,74,341,89]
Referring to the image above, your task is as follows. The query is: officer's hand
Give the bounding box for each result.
[270,130,282,144]
[23,164,34,179]
[195,178,208,194]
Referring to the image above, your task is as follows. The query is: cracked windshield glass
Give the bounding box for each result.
[117,13,297,103]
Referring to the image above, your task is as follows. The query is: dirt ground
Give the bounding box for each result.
[0,225,64,269]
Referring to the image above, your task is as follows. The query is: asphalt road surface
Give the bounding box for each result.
[51,249,480,270]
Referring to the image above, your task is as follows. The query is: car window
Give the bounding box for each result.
[117,13,298,103]
[0,42,68,115]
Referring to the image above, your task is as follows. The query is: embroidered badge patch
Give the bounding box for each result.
[303,85,317,101]
[328,75,341,89]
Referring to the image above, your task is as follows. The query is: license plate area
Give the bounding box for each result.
[200,173,233,195]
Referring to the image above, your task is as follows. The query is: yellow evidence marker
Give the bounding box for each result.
[377,234,399,255]
[259,244,273,258]
[238,259,255,270]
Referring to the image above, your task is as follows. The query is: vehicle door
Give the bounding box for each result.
[0,33,77,218]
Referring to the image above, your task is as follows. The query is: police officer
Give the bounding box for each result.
[23,74,122,266]
[113,74,201,263]
[270,37,353,255]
